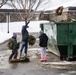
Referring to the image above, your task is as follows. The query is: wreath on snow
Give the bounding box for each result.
[56,6,63,15]
[28,35,36,46]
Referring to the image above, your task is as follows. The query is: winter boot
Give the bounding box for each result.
[43,56,47,62]
[40,57,44,62]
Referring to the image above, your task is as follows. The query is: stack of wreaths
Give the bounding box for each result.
[28,35,36,46]
[56,6,63,15]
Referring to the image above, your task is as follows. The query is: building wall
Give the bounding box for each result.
[0,12,37,22]
[10,13,23,22]
[0,7,76,22]
[0,13,6,22]
[49,12,68,22]
[39,7,76,22]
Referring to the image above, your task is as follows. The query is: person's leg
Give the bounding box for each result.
[9,51,14,60]
[20,42,25,57]
[40,47,44,61]
[24,42,28,55]
[43,47,47,61]
[14,51,18,59]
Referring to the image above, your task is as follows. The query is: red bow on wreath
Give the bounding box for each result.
[56,6,63,15]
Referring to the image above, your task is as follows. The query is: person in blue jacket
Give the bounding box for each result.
[20,25,29,57]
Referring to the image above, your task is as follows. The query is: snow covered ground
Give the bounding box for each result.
[0,32,12,43]
[0,20,49,43]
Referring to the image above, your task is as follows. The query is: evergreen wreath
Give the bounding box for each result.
[39,11,44,20]
[56,6,63,15]
[9,56,30,63]
[7,38,14,50]
[28,35,36,46]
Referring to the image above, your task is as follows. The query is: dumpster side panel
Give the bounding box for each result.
[44,23,60,56]
[57,24,69,45]
[57,23,69,59]
[72,24,76,57]
[56,22,76,60]
[40,24,44,31]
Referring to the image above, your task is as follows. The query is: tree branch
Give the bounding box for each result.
[0,0,8,8]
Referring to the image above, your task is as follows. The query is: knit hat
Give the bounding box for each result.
[13,33,17,37]
[40,30,44,34]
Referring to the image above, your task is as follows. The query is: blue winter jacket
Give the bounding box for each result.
[21,25,29,42]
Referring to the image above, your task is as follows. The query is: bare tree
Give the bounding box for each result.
[0,0,8,8]
[7,0,48,26]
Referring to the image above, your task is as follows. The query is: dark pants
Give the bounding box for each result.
[20,41,28,57]
[9,50,18,60]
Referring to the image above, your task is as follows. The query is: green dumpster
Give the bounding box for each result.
[56,22,76,60]
[40,22,76,61]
